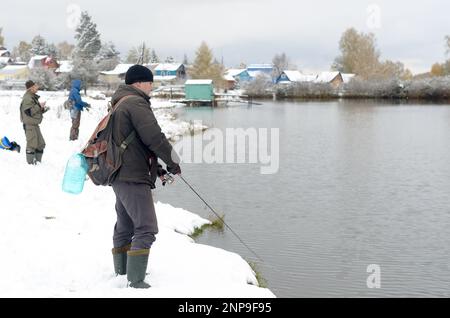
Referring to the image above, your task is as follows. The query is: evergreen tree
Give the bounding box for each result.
[150,49,159,63]
[165,56,175,63]
[125,48,138,64]
[29,67,58,91]
[70,58,98,92]
[74,11,101,59]
[183,53,189,65]
[46,43,58,58]
[30,35,48,55]
[97,41,120,71]
[97,41,120,60]
[72,11,102,91]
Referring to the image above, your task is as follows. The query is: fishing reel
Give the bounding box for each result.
[160,173,175,186]
[157,165,175,186]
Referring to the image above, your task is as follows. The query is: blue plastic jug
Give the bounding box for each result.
[62,153,88,194]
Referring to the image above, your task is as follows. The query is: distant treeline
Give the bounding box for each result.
[244,76,450,100]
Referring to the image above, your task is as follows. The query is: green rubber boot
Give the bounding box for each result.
[112,244,131,276]
[127,249,151,289]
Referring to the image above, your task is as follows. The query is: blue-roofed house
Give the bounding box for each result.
[226,69,252,82]
[247,64,274,75]
[247,64,275,82]
[276,70,316,84]
[154,63,186,84]
[224,69,252,89]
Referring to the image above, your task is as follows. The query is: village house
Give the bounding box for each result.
[314,71,344,88]
[247,63,274,75]
[224,69,252,89]
[147,63,159,74]
[153,63,186,86]
[0,47,10,57]
[223,73,236,90]
[0,64,29,81]
[276,70,317,84]
[55,60,74,75]
[99,63,134,86]
[341,73,356,84]
[0,48,13,68]
[226,69,251,82]
[0,56,13,67]
[28,55,59,70]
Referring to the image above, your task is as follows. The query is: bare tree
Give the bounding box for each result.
[272,53,294,80]
[57,41,75,60]
[11,41,32,62]
[430,63,444,77]
[376,60,412,80]
[189,41,225,87]
[333,28,380,79]
[243,73,273,97]
[126,43,150,64]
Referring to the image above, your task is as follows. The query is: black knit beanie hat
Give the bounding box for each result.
[125,65,154,85]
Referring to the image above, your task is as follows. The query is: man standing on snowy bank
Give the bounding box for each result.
[20,80,48,165]
[110,65,181,288]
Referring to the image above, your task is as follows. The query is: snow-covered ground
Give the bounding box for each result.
[0,89,275,298]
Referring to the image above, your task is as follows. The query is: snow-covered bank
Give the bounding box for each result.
[0,89,275,298]
[0,90,206,141]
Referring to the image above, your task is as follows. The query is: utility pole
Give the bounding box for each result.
[137,42,146,65]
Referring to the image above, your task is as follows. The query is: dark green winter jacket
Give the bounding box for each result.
[20,90,43,126]
[111,84,180,188]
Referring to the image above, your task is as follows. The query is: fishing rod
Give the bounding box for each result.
[170,173,264,262]
[161,173,289,277]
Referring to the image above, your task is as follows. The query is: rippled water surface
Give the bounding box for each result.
[154,100,450,297]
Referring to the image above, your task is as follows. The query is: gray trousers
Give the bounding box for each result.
[69,109,81,141]
[24,125,45,152]
[112,181,158,250]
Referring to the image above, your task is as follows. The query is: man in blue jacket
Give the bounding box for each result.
[68,79,91,141]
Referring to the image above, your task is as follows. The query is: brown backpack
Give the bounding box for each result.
[81,96,135,186]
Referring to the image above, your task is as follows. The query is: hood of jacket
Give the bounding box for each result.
[71,79,82,91]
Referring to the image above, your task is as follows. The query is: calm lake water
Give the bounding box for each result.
[154,99,450,297]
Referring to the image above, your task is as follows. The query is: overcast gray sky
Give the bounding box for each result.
[1,0,448,73]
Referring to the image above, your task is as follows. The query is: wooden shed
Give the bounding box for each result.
[185,79,214,101]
